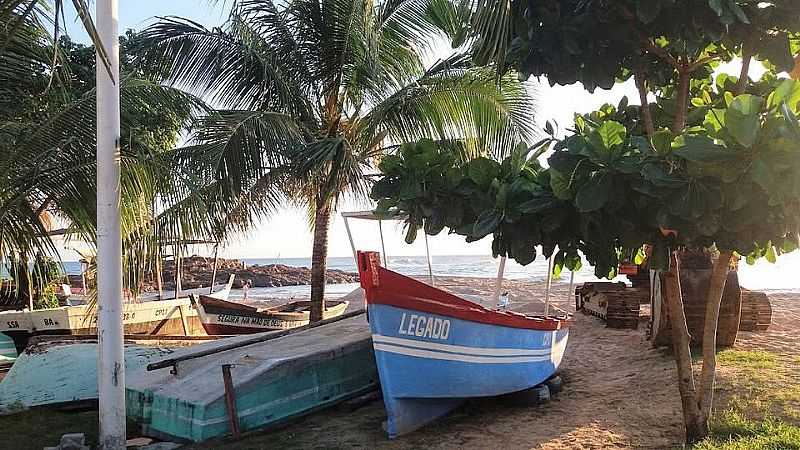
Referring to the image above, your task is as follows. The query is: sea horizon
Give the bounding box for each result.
[55,252,800,295]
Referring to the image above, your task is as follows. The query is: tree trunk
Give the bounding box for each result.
[635,71,655,140]
[672,69,691,134]
[734,51,752,95]
[697,249,733,422]
[310,202,332,323]
[663,251,707,443]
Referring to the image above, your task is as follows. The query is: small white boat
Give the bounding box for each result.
[0,277,235,353]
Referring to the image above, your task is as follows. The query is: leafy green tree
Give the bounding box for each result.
[372,74,800,442]
[458,0,800,442]
[135,0,538,321]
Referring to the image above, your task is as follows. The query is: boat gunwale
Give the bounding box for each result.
[357,251,569,331]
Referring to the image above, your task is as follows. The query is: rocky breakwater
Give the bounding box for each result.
[160,256,359,289]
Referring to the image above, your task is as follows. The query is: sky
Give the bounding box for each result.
[60,2,761,260]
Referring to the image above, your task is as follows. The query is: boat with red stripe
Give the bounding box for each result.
[357,250,569,438]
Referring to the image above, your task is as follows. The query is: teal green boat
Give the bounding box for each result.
[0,333,16,364]
[0,339,173,411]
[126,312,378,442]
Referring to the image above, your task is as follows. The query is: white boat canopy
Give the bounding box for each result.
[340,211,434,285]
[341,210,574,317]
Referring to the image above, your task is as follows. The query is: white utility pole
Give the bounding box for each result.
[96,0,126,447]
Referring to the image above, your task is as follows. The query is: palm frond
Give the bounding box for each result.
[363,52,538,159]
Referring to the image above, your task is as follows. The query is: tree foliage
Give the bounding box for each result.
[372,75,800,277]
[134,0,539,319]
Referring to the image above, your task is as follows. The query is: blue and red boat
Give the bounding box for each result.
[357,251,570,438]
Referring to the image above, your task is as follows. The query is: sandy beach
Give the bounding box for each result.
[189,276,800,450]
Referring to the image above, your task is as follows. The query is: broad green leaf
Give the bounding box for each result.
[510,239,536,265]
[378,155,402,173]
[672,136,734,162]
[574,173,612,212]
[703,109,726,133]
[472,210,502,238]
[588,121,626,154]
[467,158,501,187]
[652,130,673,154]
[549,168,573,200]
[404,225,418,244]
[781,103,800,140]
[725,94,764,147]
[765,245,777,263]
[758,33,795,72]
[767,79,800,111]
[633,247,646,265]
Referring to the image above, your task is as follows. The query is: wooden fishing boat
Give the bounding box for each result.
[126,311,377,442]
[0,277,235,353]
[357,251,570,438]
[0,338,175,411]
[192,295,349,335]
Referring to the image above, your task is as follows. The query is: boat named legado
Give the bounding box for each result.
[357,250,570,438]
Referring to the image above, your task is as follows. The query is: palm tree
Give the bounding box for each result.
[135,0,538,321]
[0,7,234,299]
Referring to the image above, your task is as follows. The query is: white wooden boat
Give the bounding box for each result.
[0,277,234,353]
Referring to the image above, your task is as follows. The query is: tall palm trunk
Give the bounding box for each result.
[309,201,332,322]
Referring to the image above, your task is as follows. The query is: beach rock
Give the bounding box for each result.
[153,256,358,290]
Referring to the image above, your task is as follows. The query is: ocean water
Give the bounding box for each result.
[57,252,800,299]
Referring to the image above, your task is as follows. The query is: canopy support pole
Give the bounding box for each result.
[174,243,182,300]
[378,220,388,268]
[567,270,575,310]
[544,257,554,318]
[155,254,163,299]
[493,256,507,304]
[343,216,357,265]
[209,243,219,294]
[424,232,434,285]
[96,0,126,446]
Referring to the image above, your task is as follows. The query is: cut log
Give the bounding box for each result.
[739,289,772,332]
[578,283,647,329]
[650,270,741,347]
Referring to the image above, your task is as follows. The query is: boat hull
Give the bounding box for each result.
[369,303,569,437]
[126,314,378,442]
[355,250,570,438]
[196,298,349,335]
[0,298,205,352]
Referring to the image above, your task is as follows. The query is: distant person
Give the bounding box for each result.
[497,291,510,310]
[243,279,252,301]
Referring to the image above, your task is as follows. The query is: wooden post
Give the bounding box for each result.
[209,244,219,295]
[222,364,241,439]
[492,257,507,304]
[544,257,554,318]
[424,232,434,286]
[155,253,163,300]
[174,243,181,300]
[567,271,575,311]
[343,216,357,266]
[178,305,189,336]
[378,220,388,268]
